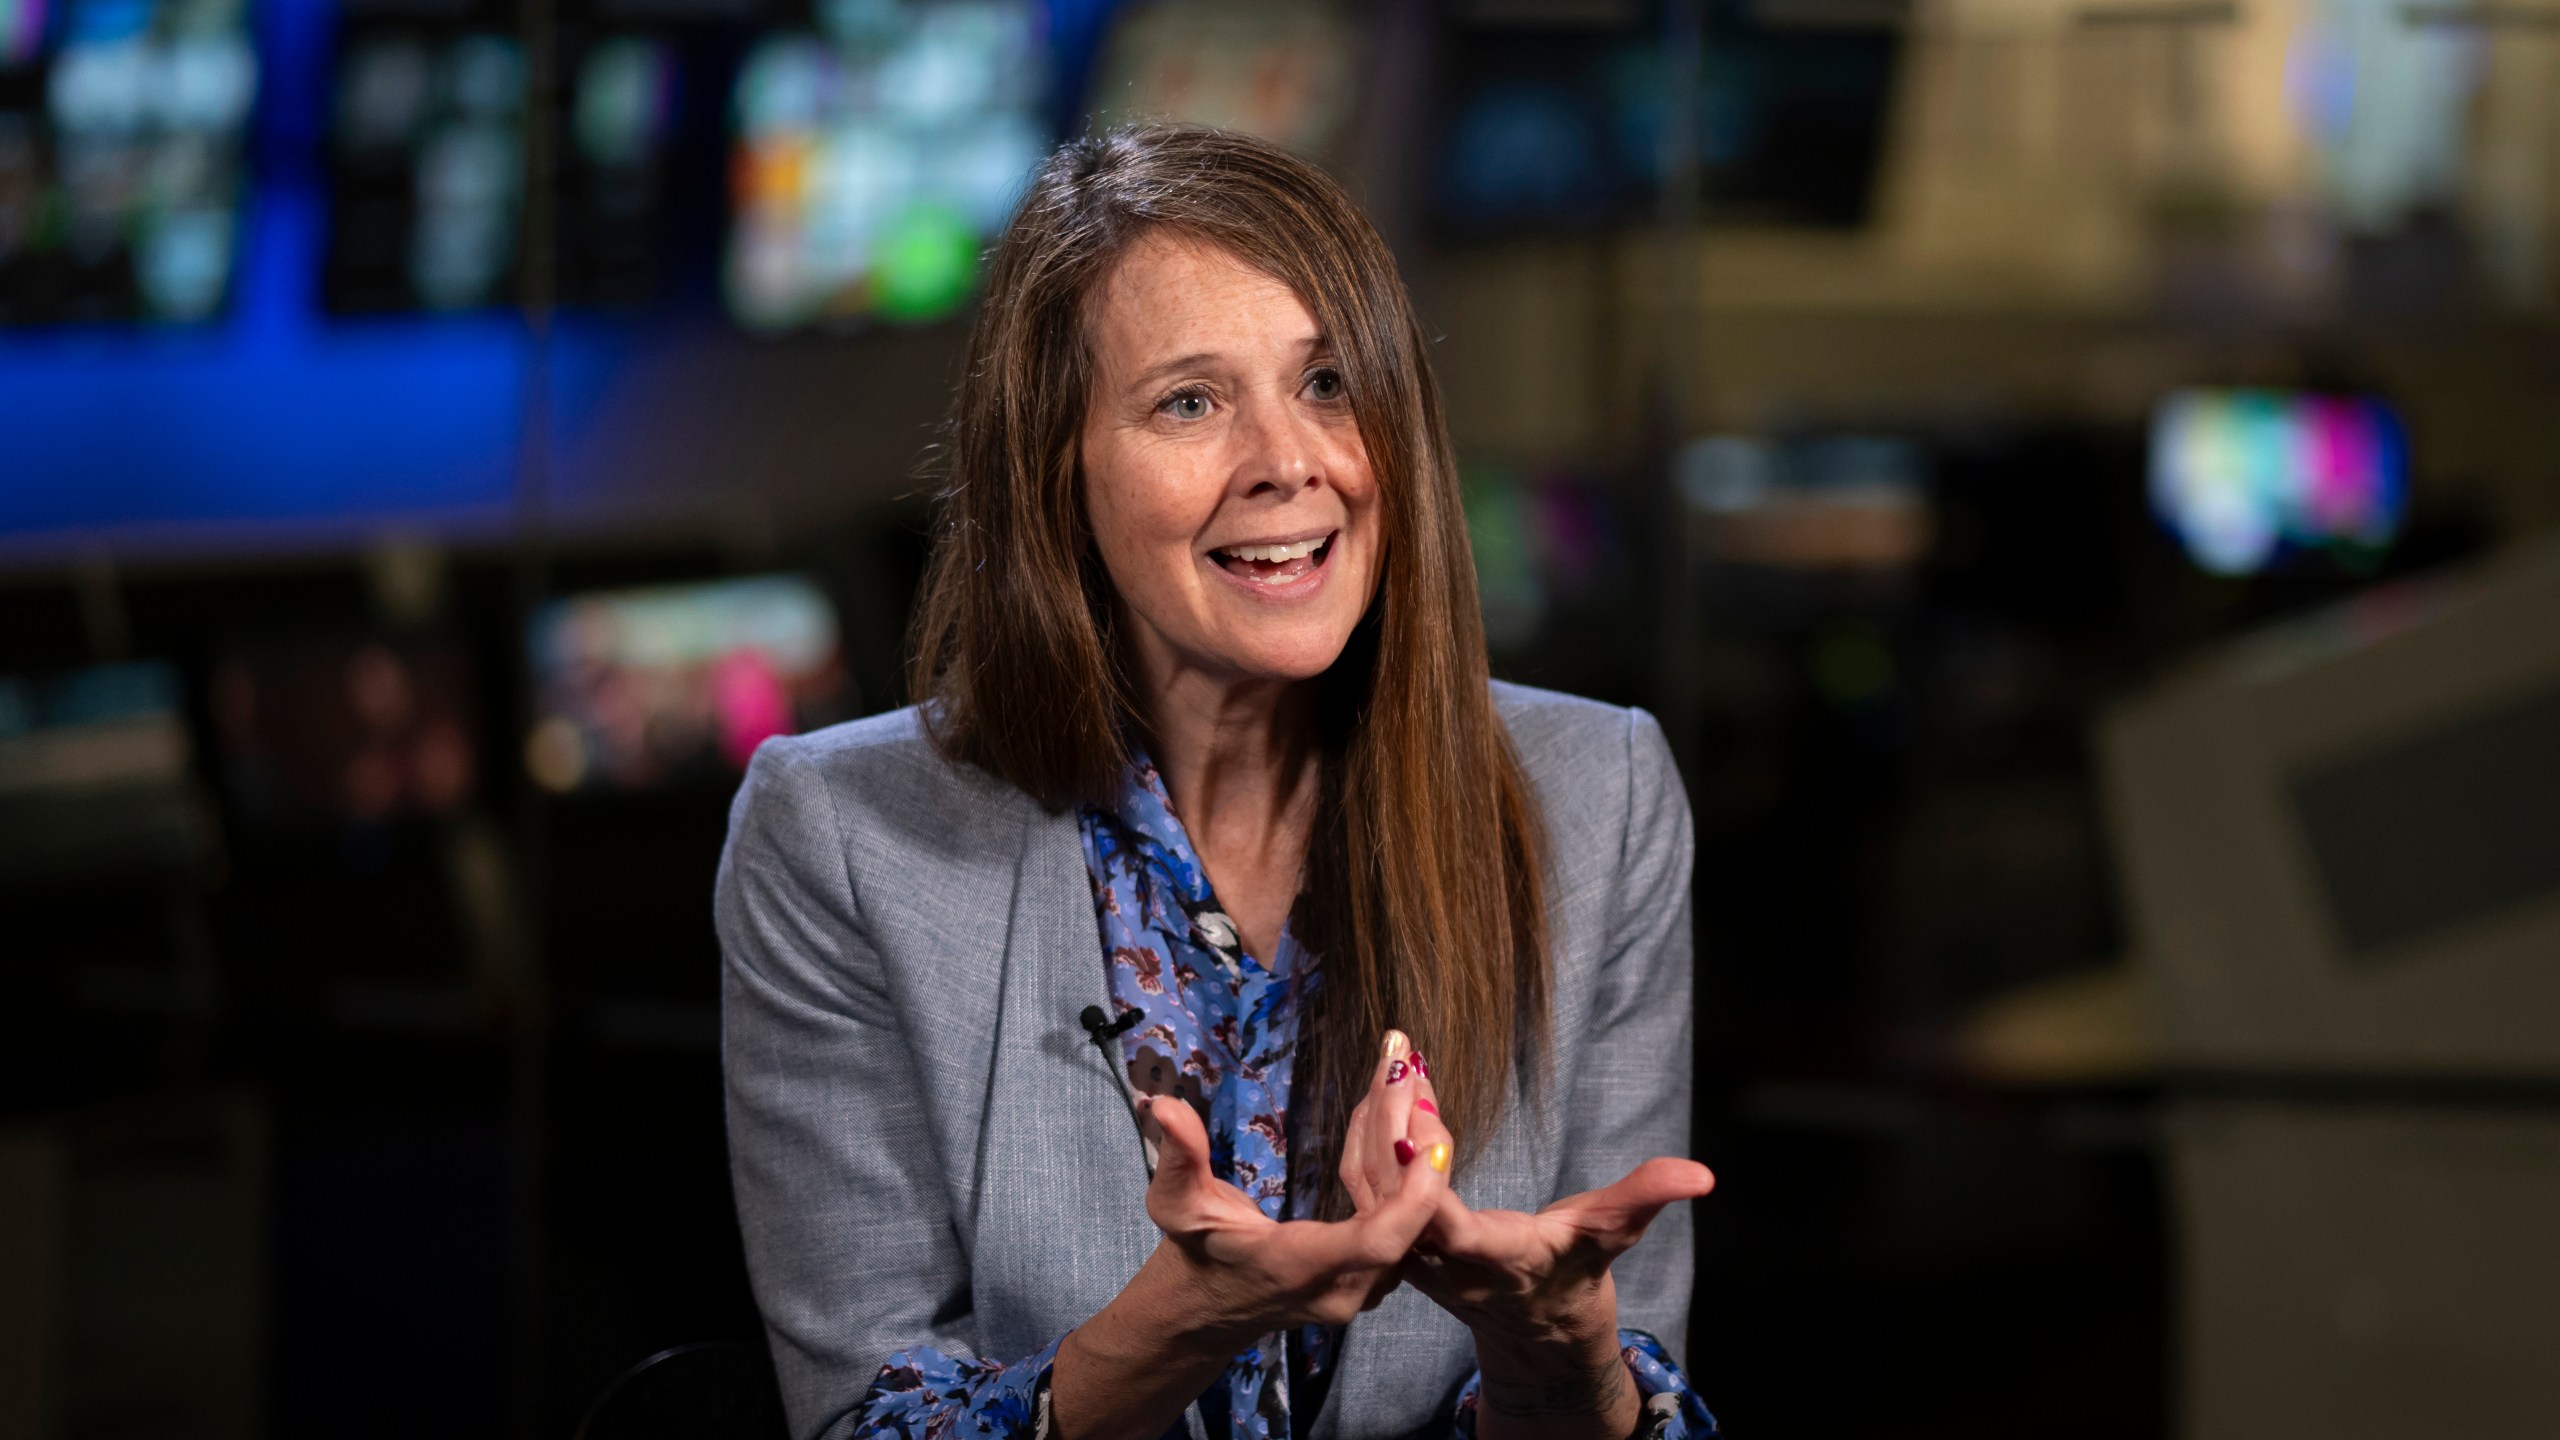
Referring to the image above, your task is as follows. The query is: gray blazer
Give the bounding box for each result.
[717,681,1697,1440]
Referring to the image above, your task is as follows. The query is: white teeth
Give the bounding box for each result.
[1220,536,1327,563]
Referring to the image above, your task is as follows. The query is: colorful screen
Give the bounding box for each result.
[2148,389,2408,576]
[525,574,857,792]
[0,0,259,323]
[726,0,1046,331]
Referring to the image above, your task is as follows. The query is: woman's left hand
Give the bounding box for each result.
[1339,1053,1714,1437]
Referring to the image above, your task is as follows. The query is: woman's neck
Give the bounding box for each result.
[1132,647,1321,959]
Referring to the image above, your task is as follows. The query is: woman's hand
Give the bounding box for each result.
[1051,1034,1448,1439]
[1141,1083,1443,1337]
[1340,1055,1715,1440]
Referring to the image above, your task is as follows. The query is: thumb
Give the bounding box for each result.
[1146,1094,1215,1196]
[1297,1134,1447,1277]
[1340,1138,1448,1267]
[1561,1157,1716,1247]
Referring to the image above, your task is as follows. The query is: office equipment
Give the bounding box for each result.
[725,0,1047,330]
[2102,535,2560,1076]
[2149,388,2408,576]
[526,574,856,792]
[0,0,259,323]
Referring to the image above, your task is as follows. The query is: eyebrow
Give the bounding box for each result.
[1123,335,1333,393]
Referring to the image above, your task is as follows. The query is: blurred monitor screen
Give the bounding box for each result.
[1436,2,1898,234]
[210,636,480,826]
[725,0,1047,331]
[326,10,529,314]
[526,574,855,793]
[328,1,727,313]
[1084,0,1361,163]
[0,660,205,880]
[2148,388,2408,577]
[0,0,260,324]
[559,30,683,307]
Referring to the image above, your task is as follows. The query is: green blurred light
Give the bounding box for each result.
[873,203,980,322]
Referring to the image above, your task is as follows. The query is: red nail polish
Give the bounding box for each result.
[1394,1139,1416,1166]
[1386,1059,1409,1085]
[1416,1098,1438,1116]
[1412,1052,1431,1079]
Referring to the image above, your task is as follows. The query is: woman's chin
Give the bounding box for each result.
[1198,629,1358,686]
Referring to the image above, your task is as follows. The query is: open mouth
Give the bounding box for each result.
[1210,531,1336,587]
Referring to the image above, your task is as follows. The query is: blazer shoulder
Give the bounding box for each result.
[740,705,1031,869]
[1490,680,1664,790]
[1489,680,1685,876]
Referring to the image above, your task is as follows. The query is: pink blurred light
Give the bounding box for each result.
[711,648,792,771]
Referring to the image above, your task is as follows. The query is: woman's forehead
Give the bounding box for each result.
[1086,232,1322,375]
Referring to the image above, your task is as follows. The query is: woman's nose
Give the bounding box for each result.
[1232,396,1323,498]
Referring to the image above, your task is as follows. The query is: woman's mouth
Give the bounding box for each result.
[1210,532,1335,586]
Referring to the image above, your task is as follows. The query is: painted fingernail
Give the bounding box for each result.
[1394,1139,1416,1166]
[1411,1051,1431,1079]
[1425,1142,1451,1173]
[1381,1030,1411,1064]
[1386,1059,1410,1085]
[1416,1099,1438,1116]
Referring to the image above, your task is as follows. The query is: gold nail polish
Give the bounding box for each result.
[1382,1030,1411,1064]
[1425,1141,1450,1173]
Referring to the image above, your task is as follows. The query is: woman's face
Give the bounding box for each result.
[1080,230,1381,691]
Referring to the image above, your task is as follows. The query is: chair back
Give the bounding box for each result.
[574,1340,788,1440]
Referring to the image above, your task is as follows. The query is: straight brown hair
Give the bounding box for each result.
[907,123,1547,1190]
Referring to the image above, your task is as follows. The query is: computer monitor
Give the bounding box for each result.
[724,0,1048,331]
[2102,535,2560,1077]
[1083,0,1364,163]
[0,0,260,324]
[525,573,857,792]
[2149,388,2408,577]
[1435,0,1900,235]
[326,7,530,314]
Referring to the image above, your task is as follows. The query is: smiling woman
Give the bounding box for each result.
[718,123,1717,1440]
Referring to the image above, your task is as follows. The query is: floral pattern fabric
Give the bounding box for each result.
[1085,750,1317,1437]
[851,1339,1060,1438]
[845,753,1715,1439]
[1454,1329,1718,1439]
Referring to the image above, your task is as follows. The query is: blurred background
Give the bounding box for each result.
[3,0,2558,1435]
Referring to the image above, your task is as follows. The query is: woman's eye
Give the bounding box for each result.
[1164,392,1210,420]
[1306,369,1344,402]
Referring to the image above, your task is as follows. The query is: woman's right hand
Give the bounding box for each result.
[1143,1069,1446,1336]
[1051,1035,1447,1439]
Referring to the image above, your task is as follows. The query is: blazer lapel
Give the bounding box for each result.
[970,800,1162,1364]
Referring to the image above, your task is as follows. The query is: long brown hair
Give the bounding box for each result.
[907,123,1547,1184]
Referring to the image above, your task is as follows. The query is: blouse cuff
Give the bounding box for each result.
[1452,1329,1718,1440]
[852,1335,1065,1438]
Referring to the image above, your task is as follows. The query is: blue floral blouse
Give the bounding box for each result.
[848,755,1718,1439]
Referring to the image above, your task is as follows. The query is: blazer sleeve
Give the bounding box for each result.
[718,738,1010,1439]
[1553,707,1698,1360]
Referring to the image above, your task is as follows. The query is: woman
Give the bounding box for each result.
[718,124,1716,1440]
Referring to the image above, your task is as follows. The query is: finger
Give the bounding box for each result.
[1552,1157,1717,1251]
[1362,1029,1421,1188]
[1391,1094,1459,1240]
[1386,1041,1453,1190]
[1339,1095,1381,1211]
